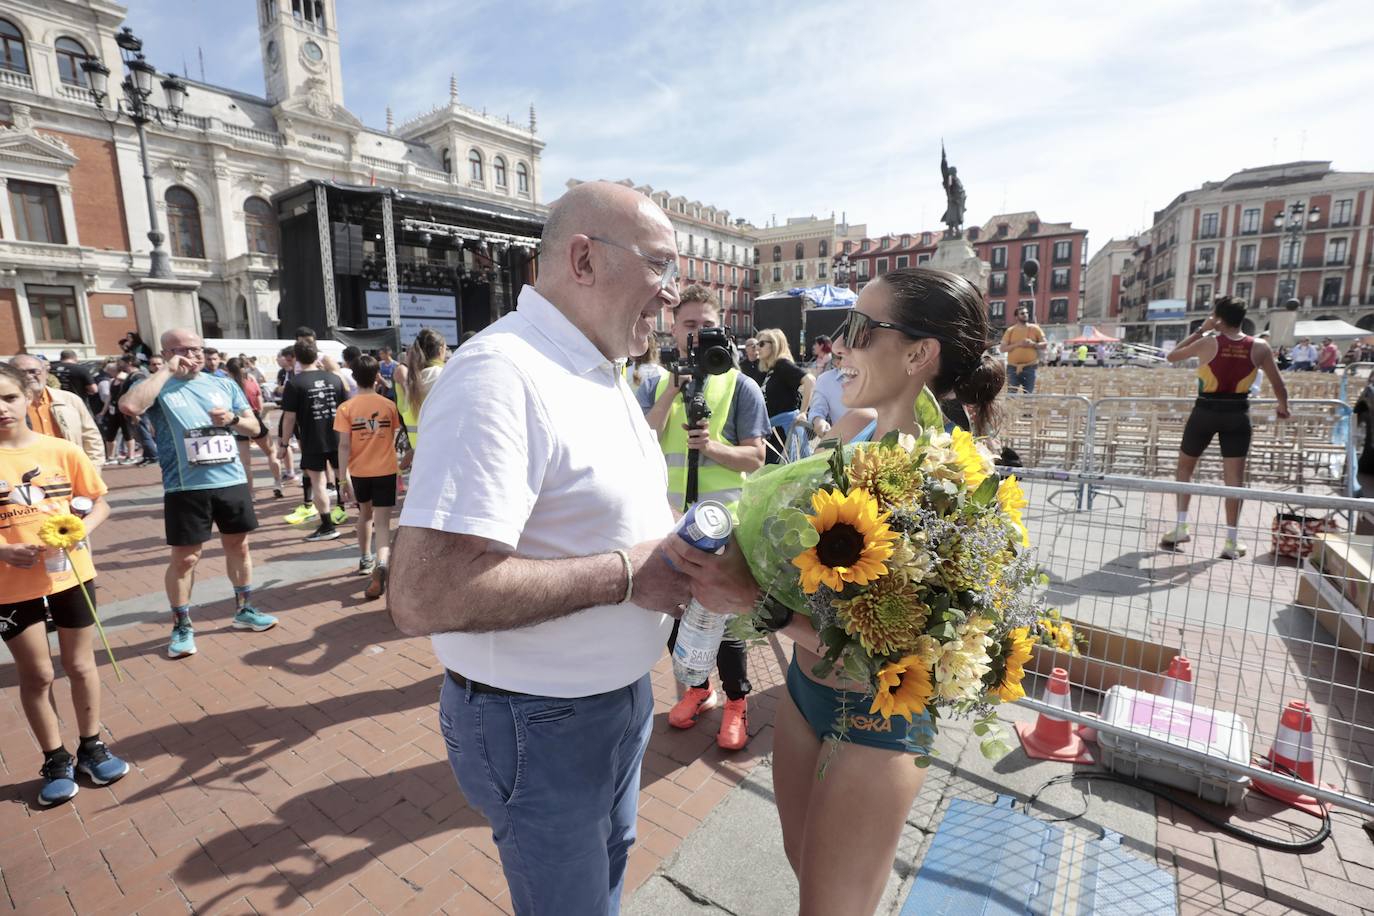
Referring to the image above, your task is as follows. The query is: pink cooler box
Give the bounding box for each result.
[1096,686,1252,807]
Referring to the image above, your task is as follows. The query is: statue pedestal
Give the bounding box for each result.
[1266,307,1299,349]
[927,236,990,293]
[131,277,202,345]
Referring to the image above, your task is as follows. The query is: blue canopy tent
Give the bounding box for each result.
[791,284,858,307]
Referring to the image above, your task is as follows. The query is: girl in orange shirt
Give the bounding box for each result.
[0,361,127,807]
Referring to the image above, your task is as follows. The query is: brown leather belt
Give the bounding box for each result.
[446,668,528,697]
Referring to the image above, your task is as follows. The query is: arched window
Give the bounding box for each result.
[772,245,781,263]
[55,37,89,86]
[165,185,205,259]
[235,294,249,329]
[493,156,507,188]
[468,148,483,183]
[818,239,828,258]
[517,162,530,195]
[200,298,222,337]
[244,196,278,256]
[441,147,452,174]
[794,242,805,261]
[0,19,28,74]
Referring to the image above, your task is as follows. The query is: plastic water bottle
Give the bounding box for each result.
[668,500,735,685]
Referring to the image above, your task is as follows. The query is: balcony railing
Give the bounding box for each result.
[1236,261,1256,272]
[0,69,34,91]
[1196,264,1214,275]
[1326,256,1352,267]
[223,123,286,147]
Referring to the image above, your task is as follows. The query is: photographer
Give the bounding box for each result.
[636,284,768,751]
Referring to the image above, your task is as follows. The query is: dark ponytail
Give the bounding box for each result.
[881,267,1004,436]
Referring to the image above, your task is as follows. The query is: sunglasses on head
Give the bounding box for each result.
[837,311,946,350]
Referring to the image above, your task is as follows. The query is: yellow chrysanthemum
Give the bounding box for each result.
[848,444,925,507]
[38,513,87,551]
[869,653,935,722]
[951,428,992,491]
[793,488,899,594]
[995,627,1035,703]
[997,476,1030,547]
[834,573,929,655]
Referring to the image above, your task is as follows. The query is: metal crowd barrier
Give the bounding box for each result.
[1011,467,1374,817]
[1082,397,1356,499]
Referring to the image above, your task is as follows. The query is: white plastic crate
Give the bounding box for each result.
[1096,686,1252,807]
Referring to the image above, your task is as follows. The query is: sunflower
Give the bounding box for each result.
[834,573,929,655]
[995,627,1035,703]
[869,653,935,722]
[793,488,899,594]
[952,428,993,490]
[997,476,1030,547]
[38,513,87,551]
[848,443,924,507]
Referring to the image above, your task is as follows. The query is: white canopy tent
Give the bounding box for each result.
[1293,319,1370,341]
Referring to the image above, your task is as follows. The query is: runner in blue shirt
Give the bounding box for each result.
[119,328,278,660]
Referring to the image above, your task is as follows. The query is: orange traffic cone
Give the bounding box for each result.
[1158,655,1194,704]
[1014,667,1096,764]
[1253,700,1331,817]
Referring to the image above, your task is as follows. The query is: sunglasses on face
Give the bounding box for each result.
[837,311,945,350]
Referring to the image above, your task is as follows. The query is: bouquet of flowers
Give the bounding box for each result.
[1035,608,1086,657]
[732,391,1045,762]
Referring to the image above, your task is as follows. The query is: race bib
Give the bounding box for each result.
[183,426,237,465]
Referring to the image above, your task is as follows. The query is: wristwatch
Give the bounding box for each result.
[226,415,241,429]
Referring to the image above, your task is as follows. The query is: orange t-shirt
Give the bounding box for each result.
[333,392,401,478]
[0,435,108,604]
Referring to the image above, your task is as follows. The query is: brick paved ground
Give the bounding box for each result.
[3,463,1374,914]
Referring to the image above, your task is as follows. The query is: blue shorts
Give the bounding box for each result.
[786,649,935,752]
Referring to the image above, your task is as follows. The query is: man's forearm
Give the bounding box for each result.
[704,439,765,472]
[389,527,627,636]
[235,410,261,438]
[119,370,170,417]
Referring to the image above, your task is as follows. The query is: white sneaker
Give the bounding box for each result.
[1160,524,1191,549]
[1221,539,1248,560]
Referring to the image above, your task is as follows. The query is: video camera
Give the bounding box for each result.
[660,327,736,427]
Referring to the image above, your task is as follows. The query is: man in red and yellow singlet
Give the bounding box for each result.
[1160,297,1289,559]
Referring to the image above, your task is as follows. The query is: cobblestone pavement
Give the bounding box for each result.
[2,464,1373,914]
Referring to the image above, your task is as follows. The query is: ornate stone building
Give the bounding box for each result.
[0,0,544,354]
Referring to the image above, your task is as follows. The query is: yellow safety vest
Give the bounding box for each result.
[655,368,743,510]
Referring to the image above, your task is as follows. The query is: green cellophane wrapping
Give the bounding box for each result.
[734,452,834,616]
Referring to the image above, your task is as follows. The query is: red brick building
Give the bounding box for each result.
[837,212,1088,332]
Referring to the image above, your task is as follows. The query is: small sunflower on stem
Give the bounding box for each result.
[793,488,898,594]
[38,513,122,682]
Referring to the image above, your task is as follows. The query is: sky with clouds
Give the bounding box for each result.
[124,0,1374,254]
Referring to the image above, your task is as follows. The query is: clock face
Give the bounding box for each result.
[266,41,279,65]
[303,40,323,62]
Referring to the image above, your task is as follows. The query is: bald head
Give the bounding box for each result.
[539,181,672,278]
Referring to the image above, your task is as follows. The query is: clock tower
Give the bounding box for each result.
[258,0,345,109]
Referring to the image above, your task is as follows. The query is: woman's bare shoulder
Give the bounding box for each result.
[831,409,876,444]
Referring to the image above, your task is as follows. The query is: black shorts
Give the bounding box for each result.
[301,451,339,473]
[1181,400,1252,459]
[352,474,397,508]
[0,583,96,643]
[163,483,259,546]
[234,410,269,442]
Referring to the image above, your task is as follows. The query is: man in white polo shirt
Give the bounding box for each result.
[391,181,696,916]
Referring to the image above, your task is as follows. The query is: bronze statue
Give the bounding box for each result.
[940,143,966,236]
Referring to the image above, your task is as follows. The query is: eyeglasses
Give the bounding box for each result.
[837,311,945,350]
[168,346,204,356]
[587,236,680,290]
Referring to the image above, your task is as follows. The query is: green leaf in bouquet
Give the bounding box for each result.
[913,754,933,769]
[971,475,999,508]
[914,386,943,433]
[972,721,989,736]
[980,734,1013,760]
[842,648,872,686]
[928,620,958,642]
[828,442,849,492]
[879,428,902,448]
[726,614,765,644]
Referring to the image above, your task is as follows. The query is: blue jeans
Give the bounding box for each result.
[1007,364,1038,394]
[438,672,654,916]
[136,416,158,459]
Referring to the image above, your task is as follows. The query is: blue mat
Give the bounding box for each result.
[902,796,1176,915]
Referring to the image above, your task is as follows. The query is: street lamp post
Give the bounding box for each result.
[80,27,188,281]
[1273,200,1320,309]
[832,250,852,289]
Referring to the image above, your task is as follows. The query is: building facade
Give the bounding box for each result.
[753,215,866,297]
[0,0,544,355]
[835,211,1087,334]
[1083,238,1136,323]
[1119,161,1374,334]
